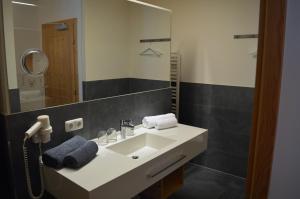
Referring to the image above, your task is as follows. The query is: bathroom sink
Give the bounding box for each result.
[107,133,176,159]
[45,124,208,199]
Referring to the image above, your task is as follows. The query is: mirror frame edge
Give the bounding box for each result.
[0,0,11,115]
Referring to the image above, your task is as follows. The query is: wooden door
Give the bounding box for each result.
[42,18,78,107]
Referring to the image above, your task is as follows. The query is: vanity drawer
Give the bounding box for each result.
[90,132,207,199]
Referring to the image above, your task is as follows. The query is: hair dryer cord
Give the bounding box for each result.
[23,138,45,199]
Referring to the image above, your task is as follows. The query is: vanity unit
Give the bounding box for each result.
[44,124,208,199]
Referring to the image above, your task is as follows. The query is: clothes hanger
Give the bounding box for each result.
[140,42,163,57]
[139,47,163,57]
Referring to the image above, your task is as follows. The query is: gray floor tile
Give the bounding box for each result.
[169,164,245,199]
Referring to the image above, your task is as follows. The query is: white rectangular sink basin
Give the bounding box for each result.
[107,133,176,159]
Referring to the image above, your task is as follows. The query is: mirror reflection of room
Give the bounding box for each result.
[9,0,82,111]
[1,0,280,199]
[83,0,171,101]
[6,0,171,112]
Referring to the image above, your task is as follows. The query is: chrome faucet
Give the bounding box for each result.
[120,120,135,139]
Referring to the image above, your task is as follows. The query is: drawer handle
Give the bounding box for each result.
[147,155,186,178]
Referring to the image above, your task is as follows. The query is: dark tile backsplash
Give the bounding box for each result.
[9,89,21,113]
[2,81,253,199]
[179,82,254,177]
[128,78,170,93]
[83,78,169,100]
[83,78,130,100]
[0,114,14,198]
[2,88,171,199]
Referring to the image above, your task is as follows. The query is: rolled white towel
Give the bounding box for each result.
[155,116,178,130]
[142,113,175,129]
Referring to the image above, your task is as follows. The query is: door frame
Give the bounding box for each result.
[246,0,287,198]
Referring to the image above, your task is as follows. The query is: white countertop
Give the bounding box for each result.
[44,124,207,192]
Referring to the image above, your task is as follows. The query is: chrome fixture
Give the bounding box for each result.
[120,120,135,139]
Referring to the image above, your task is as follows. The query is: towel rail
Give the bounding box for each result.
[170,53,181,117]
[140,38,171,43]
[233,34,258,39]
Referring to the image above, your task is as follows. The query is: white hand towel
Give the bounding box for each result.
[142,113,175,129]
[155,116,178,130]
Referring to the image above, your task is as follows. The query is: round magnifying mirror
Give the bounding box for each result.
[20,48,49,76]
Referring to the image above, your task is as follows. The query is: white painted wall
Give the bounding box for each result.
[84,0,130,81]
[13,2,41,90]
[128,3,171,81]
[143,0,260,87]
[12,2,45,111]
[268,0,300,198]
[2,0,18,89]
[84,0,171,81]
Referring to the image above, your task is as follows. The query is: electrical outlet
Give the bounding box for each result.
[65,118,83,132]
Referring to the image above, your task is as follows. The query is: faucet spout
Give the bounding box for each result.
[120,120,135,139]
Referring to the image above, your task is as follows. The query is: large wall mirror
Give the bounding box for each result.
[2,0,171,113]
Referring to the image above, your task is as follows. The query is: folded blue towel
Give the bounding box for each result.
[63,141,98,169]
[42,136,87,169]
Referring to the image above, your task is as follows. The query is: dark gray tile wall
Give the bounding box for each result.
[0,114,14,198]
[128,78,170,93]
[83,78,169,100]
[83,78,130,100]
[9,89,21,113]
[3,88,171,199]
[179,82,254,177]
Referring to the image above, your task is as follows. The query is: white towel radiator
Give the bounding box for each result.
[170,53,181,117]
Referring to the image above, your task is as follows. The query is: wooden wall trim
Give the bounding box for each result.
[246,0,287,198]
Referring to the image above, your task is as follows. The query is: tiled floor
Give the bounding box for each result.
[169,164,246,199]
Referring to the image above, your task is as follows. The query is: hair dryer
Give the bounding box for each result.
[25,115,53,143]
[23,115,53,199]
